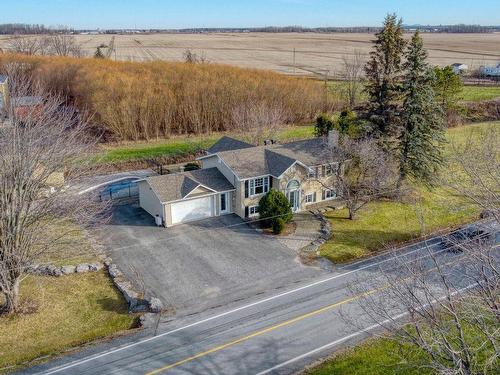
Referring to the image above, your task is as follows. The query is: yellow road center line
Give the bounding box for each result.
[146,253,473,374]
[145,288,380,375]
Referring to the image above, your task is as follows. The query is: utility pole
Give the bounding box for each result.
[293,48,296,75]
[323,69,329,108]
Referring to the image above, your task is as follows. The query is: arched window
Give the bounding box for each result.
[286,180,300,190]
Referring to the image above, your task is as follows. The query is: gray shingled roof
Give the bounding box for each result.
[207,136,254,154]
[0,75,7,84]
[146,167,234,203]
[216,137,337,179]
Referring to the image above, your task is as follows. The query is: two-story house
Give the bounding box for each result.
[138,131,341,227]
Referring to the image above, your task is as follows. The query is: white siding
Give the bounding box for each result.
[138,181,164,223]
[201,155,238,186]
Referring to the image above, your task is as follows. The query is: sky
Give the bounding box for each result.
[2,0,500,29]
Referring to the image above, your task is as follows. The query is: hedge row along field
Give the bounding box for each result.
[0,54,329,141]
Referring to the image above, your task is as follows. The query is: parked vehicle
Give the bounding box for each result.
[440,226,492,253]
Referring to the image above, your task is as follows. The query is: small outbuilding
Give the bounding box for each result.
[450,63,468,75]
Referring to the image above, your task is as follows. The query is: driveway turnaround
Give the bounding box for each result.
[92,204,323,315]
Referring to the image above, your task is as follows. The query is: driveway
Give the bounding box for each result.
[92,203,323,315]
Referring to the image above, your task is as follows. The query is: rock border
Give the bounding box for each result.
[297,210,334,270]
[83,228,165,314]
[104,258,164,314]
[29,262,103,277]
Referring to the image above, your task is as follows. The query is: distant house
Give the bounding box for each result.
[479,63,500,77]
[450,63,468,75]
[11,95,44,119]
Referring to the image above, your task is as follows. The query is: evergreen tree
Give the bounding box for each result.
[364,14,406,138]
[94,47,105,59]
[314,114,334,137]
[432,66,463,112]
[398,32,446,187]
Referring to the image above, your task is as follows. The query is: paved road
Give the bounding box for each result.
[24,228,496,375]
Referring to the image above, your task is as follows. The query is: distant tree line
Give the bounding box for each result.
[97,25,500,34]
[0,23,72,35]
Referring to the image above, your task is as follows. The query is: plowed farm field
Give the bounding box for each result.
[1,32,500,76]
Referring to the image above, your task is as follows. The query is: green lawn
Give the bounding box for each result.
[99,125,315,164]
[320,121,498,263]
[302,338,430,375]
[327,80,500,103]
[0,225,136,371]
[0,273,136,372]
[461,85,500,102]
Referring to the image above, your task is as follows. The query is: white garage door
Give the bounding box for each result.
[171,196,214,225]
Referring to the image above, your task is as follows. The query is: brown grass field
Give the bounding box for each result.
[2,32,500,76]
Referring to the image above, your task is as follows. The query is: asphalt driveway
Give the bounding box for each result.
[92,203,323,315]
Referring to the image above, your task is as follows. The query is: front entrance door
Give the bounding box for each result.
[220,192,229,214]
[287,190,300,212]
[286,180,300,212]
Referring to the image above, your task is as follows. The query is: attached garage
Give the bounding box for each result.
[171,196,214,225]
[138,167,235,227]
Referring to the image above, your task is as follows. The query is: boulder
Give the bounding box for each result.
[50,265,62,277]
[60,265,76,275]
[103,257,113,267]
[139,313,158,327]
[89,263,103,272]
[76,263,90,273]
[148,297,164,313]
[108,264,123,279]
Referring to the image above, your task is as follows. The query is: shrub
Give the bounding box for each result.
[335,109,363,138]
[314,114,335,137]
[272,218,285,234]
[258,189,293,229]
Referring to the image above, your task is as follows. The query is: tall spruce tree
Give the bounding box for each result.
[398,31,445,187]
[364,14,406,138]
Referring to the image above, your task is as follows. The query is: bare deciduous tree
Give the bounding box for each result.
[47,35,84,57]
[341,50,365,108]
[231,101,287,145]
[348,225,499,375]
[343,128,500,374]
[7,36,41,55]
[324,137,398,219]
[6,35,84,57]
[0,65,104,313]
[443,127,500,223]
[183,49,208,64]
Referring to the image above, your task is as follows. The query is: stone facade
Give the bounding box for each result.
[277,163,336,212]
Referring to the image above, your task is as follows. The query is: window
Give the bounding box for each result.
[249,205,259,216]
[249,176,269,196]
[305,192,316,204]
[322,189,336,200]
[307,167,317,179]
[322,164,333,177]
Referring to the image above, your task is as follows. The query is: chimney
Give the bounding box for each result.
[327,129,339,148]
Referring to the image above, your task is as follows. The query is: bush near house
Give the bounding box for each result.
[258,190,293,233]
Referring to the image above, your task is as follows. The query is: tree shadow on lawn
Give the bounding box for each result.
[322,227,422,264]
